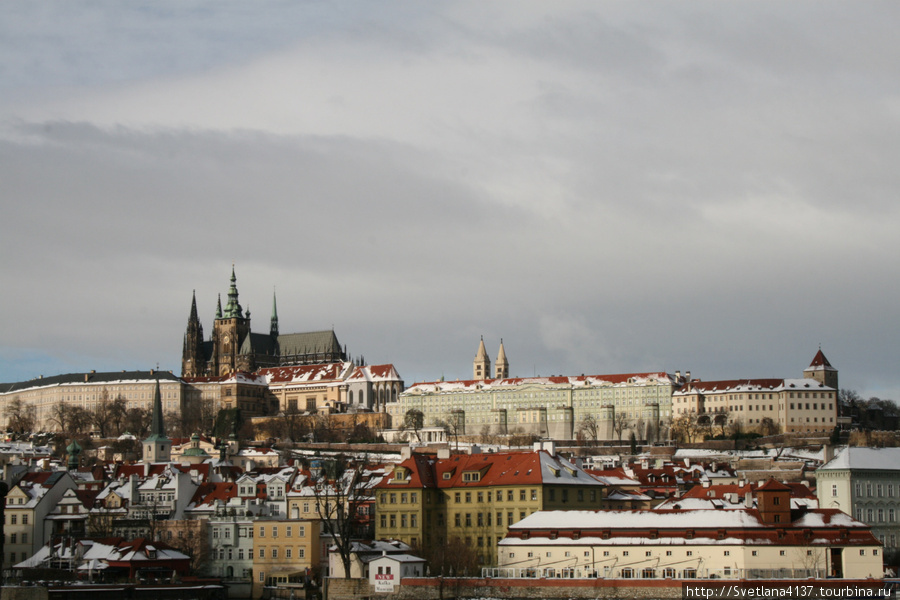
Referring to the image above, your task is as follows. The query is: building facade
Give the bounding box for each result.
[499,484,881,580]
[374,445,605,567]
[0,370,183,432]
[672,350,839,435]
[816,447,900,549]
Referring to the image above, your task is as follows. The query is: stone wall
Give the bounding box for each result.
[0,588,49,600]
[326,577,886,600]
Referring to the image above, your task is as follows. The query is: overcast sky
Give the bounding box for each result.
[2,1,898,399]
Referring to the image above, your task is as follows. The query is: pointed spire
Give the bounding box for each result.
[223,265,243,318]
[495,338,509,379]
[150,377,165,438]
[474,335,491,380]
[216,294,223,319]
[270,288,279,337]
[190,290,199,321]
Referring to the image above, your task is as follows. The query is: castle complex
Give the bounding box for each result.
[182,267,346,377]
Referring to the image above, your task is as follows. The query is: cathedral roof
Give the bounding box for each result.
[277,330,342,356]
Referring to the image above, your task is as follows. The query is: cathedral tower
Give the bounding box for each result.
[495,339,509,379]
[474,336,491,380]
[212,266,252,375]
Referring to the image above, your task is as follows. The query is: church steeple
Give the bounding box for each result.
[270,289,279,337]
[142,377,171,463]
[215,294,223,319]
[474,336,491,380]
[495,338,509,379]
[181,290,205,377]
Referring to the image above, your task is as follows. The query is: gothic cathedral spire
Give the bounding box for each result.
[181,290,205,377]
[270,289,279,337]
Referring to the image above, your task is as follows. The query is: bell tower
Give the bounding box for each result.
[495,339,509,379]
[473,336,491,380]
[212,266,251,375]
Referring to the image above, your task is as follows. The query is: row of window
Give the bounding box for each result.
[254,546,306,559]
[5,533,27,544]
[855,507,897,523]
[854,482,899,498]
[5,513,28,524]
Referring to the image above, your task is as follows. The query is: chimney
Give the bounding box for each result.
[744,491,753,508]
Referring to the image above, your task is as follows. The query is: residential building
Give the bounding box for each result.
[374,444,605,567]
[816,446,900,549]
[251,519,320,599]
[498,481,881,580]
[4,471,77,563]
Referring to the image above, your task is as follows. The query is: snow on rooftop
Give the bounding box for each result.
[819,447,900,471]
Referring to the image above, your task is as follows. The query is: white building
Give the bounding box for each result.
[498,481,881,580]
[816,446,900,549]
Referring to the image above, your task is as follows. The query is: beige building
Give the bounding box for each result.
[498,482,881,580]
[672,350,838,435]
[0,370,184,431]
[5,471,77,565]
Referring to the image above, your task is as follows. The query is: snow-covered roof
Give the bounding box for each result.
[818,447,900,471]
[404,372,674,394]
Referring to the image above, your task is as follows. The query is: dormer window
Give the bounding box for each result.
[462,471,481,482]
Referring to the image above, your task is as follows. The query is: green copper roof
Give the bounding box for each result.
[223,266,244,319]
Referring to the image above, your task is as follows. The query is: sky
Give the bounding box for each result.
[1,1,899,400]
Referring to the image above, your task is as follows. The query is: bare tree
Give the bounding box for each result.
[671,414,702,443]
[68,406,93,436]
[759,417,780,437]
[91,389,114,437]
[125,407,152,438]
[400,409,424,443]
[578,414,600,443]
[50,403,74,433]
[613,412,630,442]
[7,397,36,433]
[312,455,373,579]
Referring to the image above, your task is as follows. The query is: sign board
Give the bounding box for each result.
[374,573,396,592]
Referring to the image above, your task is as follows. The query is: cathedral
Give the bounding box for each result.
[181,267,347,377]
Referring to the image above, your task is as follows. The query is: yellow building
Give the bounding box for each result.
[250,519,320,599]
[374,445,604,567]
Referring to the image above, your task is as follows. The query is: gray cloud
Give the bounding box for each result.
[1,1,898,401]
